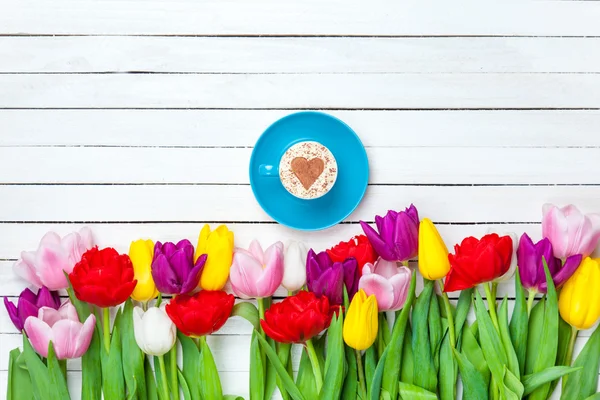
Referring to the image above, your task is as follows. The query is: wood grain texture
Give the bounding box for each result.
[2,110,600,147]
[3,73,600,109]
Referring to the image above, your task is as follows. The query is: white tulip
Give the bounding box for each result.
[133,305,176,356]
[282,240,308,292]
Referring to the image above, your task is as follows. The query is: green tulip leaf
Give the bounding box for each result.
[120,299,147,400]
[264,337,278,400]
[101,322,126,400]
[439,326,456,400]
[522,366,582,396]
[341,343,358,400]
[144,357,159,400]
[561,323,600,400]
[21,334,52,400]
[374,271,417,400]
[528,259,559,400]
[365,346,377,394]
[125,376,138,400]
[461,323,490,388]
[47,341,71,399]
[400,324,414,385]
[584,394,600,400]
[224,396,245,400]
[550,315,575,394]
[249,331,264,400]
[177,332,200,400]
[199,337,223,400]
[178,369,192,400]
[7,348,33,400]
[255,330,306,400]
[502,366,524,400]
[474,290,507,399]
[428,293,443,374]
[509,269,528,376]
[397,382,438,399]
[454,288,473,347]
[412,279,438,393]
[453,348,489,400]
[320,312,345,400]
[231,302,260,330]
[296,343,318,400]
[276,343,292,400]
[498,297,520,379]
[153,356,168,400]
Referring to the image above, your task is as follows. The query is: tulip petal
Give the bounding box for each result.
[358,273,395,311]
[180,255,205,295]
[152,253,180,294]
[133,306,145,351]
[255,242,284,297]
[51,320,83,360]
[13,253,44,288]
[248,240,265,265]
[230,251,264,298]
[35,244,70,290]
[543,254,583,291]
[73,314,96,358]
[17,297,40,330]
[360,221,395,261]
[4,297,22,331]
[388,267,412,310]
[24,317,53,357]
[59,302,80,322]
[372,259,398,279]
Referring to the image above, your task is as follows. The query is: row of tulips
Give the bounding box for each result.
[4,204,600,400]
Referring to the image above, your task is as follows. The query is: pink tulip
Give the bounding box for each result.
[358,258,412,311]
[230,240,284,299]
[13,228,95,290]
[542,204,600,259]
[24,301,95,359]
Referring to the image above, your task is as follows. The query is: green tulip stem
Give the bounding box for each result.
[439,281,456,348]
[58,359,67,379]
[257,298,266,337]
[157,355,171,400]
[156,293,163,308]
[527,291,536,316]
[483,283,500,332]
[169,343,178,398]
[562,325,579,391]
[102,307,111,353]
[287,290,294,297]
[491,282,498,305]
[355,349,368,400]
[305,339,323,393]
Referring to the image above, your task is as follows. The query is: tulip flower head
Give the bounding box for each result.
[261,291,334,344]
[542,203,600,260]
[195,224,235,291]
[166,290,235,337]
[129,239,159,302]
[13,228,94,291]
[4,287,60,332]
[306,249,359,306]
[359,258,412,312]
[444,234,513,292]
[327,235,378,273]
[282,240,308,292]
[133,305,176,356]
[492,232,518,283]
[558,257,600,330]
[418,218,451,281]
[24,301,96,359]
[517,233,582,293]
[230,240,284,299]
[70,247,137,308]
[151,240,206,296]
[360,205,419,262]
[343,289,378,350]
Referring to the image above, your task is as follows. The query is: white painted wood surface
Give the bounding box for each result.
[2,1,600,398]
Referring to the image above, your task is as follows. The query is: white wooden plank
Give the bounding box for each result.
[2,37,600,73]
[1,184,598,223]
[2,110,600,148]
[3,74,600,109]
[2,1,600,36]
[0,222,541,261]
[1,147,598,185]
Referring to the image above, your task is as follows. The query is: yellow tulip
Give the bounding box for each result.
[559,257,600,330]
[343,289,378,350]
[129,239,159,302]
[418,218,451,280]
[195,224,234,291]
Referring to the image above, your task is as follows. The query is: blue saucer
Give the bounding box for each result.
[249,111,369,231]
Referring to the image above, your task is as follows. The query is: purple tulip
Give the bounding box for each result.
[4,286,60,332]
[517,233,582,293]
[306,249,358,305]
[151,240,207,295]
[360,205,419,262]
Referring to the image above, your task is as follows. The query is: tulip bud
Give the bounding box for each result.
[343,289,378,350]
[230,240,284,299]
[559,257,600,330]
[195,224,235,291]
[282,240,307,292]
[133,305,176,356]
[129,239,159,302]
[418,218,450,280]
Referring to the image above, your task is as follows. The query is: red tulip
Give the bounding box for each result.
[327,235,378,274]
[444,234,513,292]
[69,247,137,308]
[260,291,334,343]
[165,290,234,337]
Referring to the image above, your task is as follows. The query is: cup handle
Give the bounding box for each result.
[259,164,278,177]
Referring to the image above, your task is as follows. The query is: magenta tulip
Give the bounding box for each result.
[4,287,60,332]
[229,240,284,299]
[358,258,412,311]
[24,301,96,359]
[542,203,600,259]
[13,228,94,290]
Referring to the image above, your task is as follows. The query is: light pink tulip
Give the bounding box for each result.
[13,228,94,290]
[229,240,284,299]
[24,301,95,360]
[358,258,412,311]
[542,204,600,259]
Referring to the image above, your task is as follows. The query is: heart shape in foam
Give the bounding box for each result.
[290,157,325,190]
